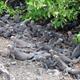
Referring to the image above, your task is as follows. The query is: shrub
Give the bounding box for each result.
[0,0,80,29]
[25,0,80,29]
[0,1,16,16]
[73,32,80,44]
[0,0,23,16]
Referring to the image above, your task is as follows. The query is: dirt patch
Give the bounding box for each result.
[0,37,11,57]
[0,37,73,80]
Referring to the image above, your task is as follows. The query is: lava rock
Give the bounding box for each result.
[30,24,43,37]
[0,20,6,27]
[42,57,55,69]
[23,29,32,38]
[0,27,6,34]
[1,15,9,23]
[3,30,13,38]
[13,14,20,23]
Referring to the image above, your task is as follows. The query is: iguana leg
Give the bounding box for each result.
[10,53,15,60]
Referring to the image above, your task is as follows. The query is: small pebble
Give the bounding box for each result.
[10,61,17,65]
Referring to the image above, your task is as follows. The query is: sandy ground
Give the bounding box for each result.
[0,37,74,80]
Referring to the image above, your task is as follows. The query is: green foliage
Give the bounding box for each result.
[0,0,80,29]
[73,33,80,44]
[24,0,48,20]
[0,1,6,15]
[25,0,79,29]
[0,1,22,16]
[51,0,79,28]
